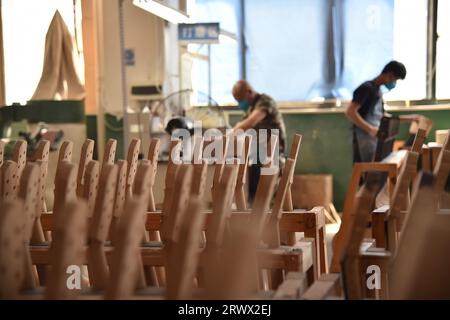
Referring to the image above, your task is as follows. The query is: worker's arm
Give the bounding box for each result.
[345,102,378,137]
[233,109,267,131]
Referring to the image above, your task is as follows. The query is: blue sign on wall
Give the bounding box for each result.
[124,48,135,66]
[178,23,220,44]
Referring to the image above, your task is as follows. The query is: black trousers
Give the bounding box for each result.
[248,163,261,204]
[247,158,285,204]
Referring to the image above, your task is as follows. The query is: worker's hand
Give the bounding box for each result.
[368,126,378,138]
[411,114,424,123]
[401,114,423,123]
[225,128,234,136]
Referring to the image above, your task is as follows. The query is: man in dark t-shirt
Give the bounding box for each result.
[231,80,287,202]
[345,61,423,163]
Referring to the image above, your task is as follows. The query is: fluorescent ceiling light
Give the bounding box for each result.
[133,0,190,24]
[219,29,237,43]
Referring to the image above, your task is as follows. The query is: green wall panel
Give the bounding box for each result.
[0,100,85,137]
[104,114,125,160]
[85,115,99,160]
[230,109,450,211]
[82,108,450,212]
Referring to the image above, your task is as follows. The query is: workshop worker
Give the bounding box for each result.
[345,61,422,163]
[231,80,287,203]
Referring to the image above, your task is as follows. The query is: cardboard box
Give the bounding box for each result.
[292,174,333,211]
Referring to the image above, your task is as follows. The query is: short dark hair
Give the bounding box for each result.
[382,60,407,79]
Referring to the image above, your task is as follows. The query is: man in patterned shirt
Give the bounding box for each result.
[231,80,287,203]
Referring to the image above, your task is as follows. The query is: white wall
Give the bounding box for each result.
[124,0,165,105]
[97,0,180,155]
[98,0,179,116]
[98,0,123,116]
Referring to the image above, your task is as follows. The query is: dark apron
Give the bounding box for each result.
[352,98,383,163]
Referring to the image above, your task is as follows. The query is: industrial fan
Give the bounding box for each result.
[144,89,230,160]
[150,89,230,136]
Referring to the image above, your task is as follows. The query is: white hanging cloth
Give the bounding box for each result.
[32,10,85,100]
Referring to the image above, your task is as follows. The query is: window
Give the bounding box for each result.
[188,0,445,104]
[245,0,325,102]
[436,0,450,99]
[2,0,83,105]
[384,0,428,101]
[343,0,394,98]
[188,0,240,105]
